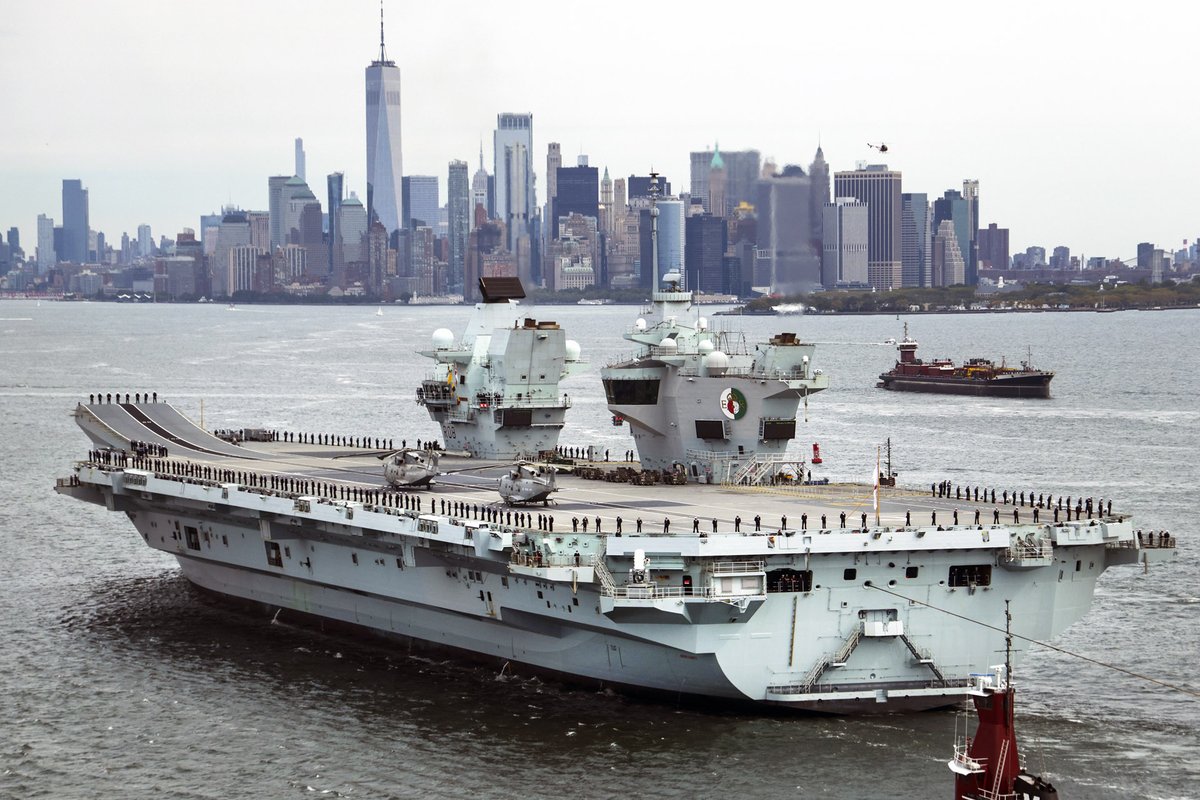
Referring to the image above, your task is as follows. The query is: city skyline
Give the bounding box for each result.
[2,1,1197,261]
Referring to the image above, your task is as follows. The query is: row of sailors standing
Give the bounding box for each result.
[129,440,166,458]
[933,480,1113,518]
[1137,529,1174,548]
[89,392,158,404]
[282,431,401,449]
[554,446,636,463]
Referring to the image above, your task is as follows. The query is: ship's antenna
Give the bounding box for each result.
[649,170,660,292]
[378,0,388,63]
[1004,599,1013,689]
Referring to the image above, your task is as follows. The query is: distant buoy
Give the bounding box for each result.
[812,443,823,464]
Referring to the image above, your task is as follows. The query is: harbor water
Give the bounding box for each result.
[1,300,1196,799]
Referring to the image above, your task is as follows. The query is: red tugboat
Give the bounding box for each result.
[878,325,1053,398]
[949,606,1059,800]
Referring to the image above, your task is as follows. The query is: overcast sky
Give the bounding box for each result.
[3,1,1196,260]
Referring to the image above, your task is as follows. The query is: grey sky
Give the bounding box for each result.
[2,0,1196,261]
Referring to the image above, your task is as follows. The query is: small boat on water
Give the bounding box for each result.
[878,324,1053,399]
[950,608,1059,799]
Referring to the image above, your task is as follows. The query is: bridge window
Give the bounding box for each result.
[949,564,991,587]
[760,419,797,441]
[768,569,812,593]
[695,420,727,440]
[602,378,660,405]
[264,541,282,568]
[185,526,200,551]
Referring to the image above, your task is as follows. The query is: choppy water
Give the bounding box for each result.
[1,300,1197,799]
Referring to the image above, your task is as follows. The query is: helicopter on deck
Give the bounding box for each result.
[498,462,558,505]
[381,448,441,488]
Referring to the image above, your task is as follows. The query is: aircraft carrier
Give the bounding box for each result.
[53,192,1174,714]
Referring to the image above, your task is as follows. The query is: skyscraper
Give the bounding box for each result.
[832,165,902,289]
[268,176,290,250]
[211,211,250,297]
[447,160,470,293]
[137,224,153,258]
[338,193,368,266]
[365,8,403,236]
[690,147,761,212]
[295,138,306,182]
[327,172,344,271]
[931,219,965,286]
[402,175,439,230]
[809,146,829,275]
[962,179,979,284]
[552,162,598,239]
[977,223,1009,270]
[690,150,712,208]
[932,189,970,285]
[61,179,89,264]
[545,142,562,215]
[684,214,728,293]
[756,168,821,294]
[471,142,491,222]
[822,197,868,287]
[599,167,613,233]
[656,199,685,280]
[37,214,55,270]
[722,150,762,211]
[494,112,534,249]
[900,193,931,287]
[707,147,727,218]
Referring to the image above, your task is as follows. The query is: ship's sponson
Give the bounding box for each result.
[55,415,1174,713]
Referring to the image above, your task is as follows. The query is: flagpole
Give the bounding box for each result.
[874,444,881,526]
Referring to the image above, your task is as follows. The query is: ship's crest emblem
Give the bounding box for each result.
[719,387,747,420]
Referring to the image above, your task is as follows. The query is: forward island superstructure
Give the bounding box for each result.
[415,277,582,459]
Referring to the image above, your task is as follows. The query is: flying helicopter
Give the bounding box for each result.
[498,462,558,505]
[381,448,441,488]
[867,142,889,153]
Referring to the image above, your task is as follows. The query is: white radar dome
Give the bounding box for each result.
[431,328,455,349]
[697,340,715,354]
[697,317,708,331]
[658,337,678,351]
[635,318,647,331]
[564,340,582,362]
[704,350,729,372]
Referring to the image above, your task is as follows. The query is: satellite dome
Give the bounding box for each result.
[658,337,678,351]
[564,339,582,361]
[704,350,729,372]
[635,318,647,331]
[431,328,454,349]
[697,317,708,331]
[697,339,715,354]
